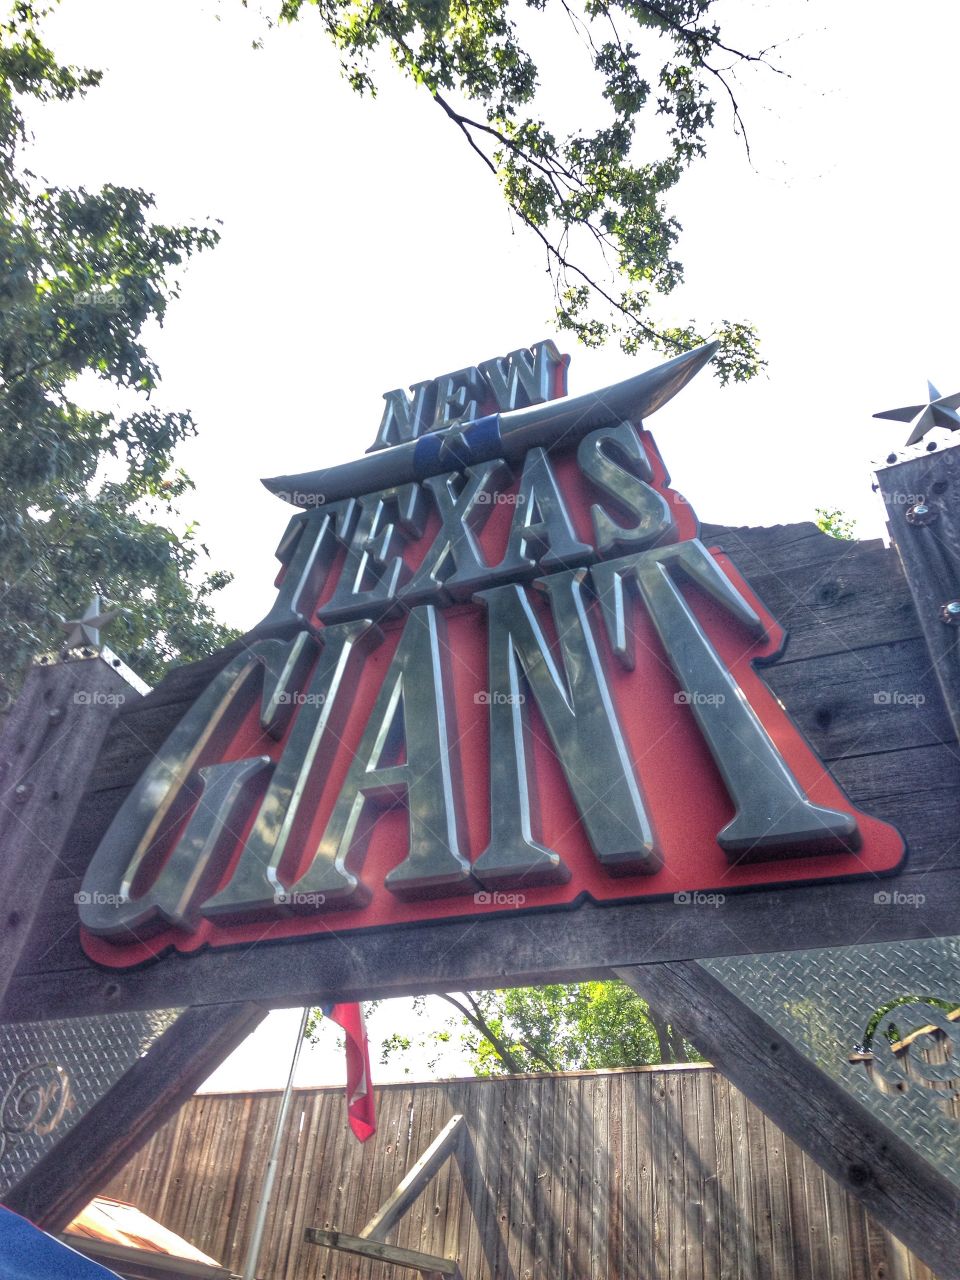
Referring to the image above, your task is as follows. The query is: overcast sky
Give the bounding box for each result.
[23,0,960,1088]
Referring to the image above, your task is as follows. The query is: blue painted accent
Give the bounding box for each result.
[0,1207,122,1278]
[465,415,502,460]
[413,433,444,479]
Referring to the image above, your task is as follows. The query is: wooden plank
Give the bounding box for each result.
[304,1226,459,1275]
[649,1067,669,1279]
[708,1074,739,1280]
[680,1067,707,1280]
[722,547,922,664]
[634,1073,655,1280]
[9,852,960,1022]
[3,1002,265,1231]
[700,522,885,578]
[764,635,953,758]
[0,654,141,1009]
[362,1114,464,1243]
[664,1069,685,1280]
[761,1109,793,1280]
[510,1075,540,1280]
[617,961,960,1280]
[876,441,960,743]
[606,1071,624,1280]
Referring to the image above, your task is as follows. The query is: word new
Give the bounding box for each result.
[372,340,567,450]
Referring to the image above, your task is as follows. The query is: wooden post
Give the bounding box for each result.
[616,962,960,1280]
[0,650,143,1008]
[876,441,960,744]
[4,1001,265,1231]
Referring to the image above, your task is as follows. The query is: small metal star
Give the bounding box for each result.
[59,594,125,652]
[874,380,960,447]
[436,422,473,470]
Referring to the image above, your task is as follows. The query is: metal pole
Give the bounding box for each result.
[241,1006,310,1280]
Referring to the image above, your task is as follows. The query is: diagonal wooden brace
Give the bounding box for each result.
[360,1112,465,1242]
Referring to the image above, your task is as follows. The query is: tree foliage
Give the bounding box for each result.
[814,507,856,540]
[275,0,774,383]
[0,2,235,696]
[379,982,699,1076]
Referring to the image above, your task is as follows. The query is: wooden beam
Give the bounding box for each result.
[304,1227,460,1276]
[4,1002,265,1232]
[360,1113,465,1242]
[6,521,958,1022]
[7,855,960,1021]
[616,961,960,1280]
[0,653,141,1009]
[876,442,960,744]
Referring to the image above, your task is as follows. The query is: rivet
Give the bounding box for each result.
[940,601,960,624]
[14,783,32,803]
[906,503,938,526]
[47,707,64,725]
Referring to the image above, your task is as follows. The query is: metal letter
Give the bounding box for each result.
[79,633,316,938]
[140,756,274,932]
[576,421,675,553]
[291,605,474,904]
[402,462,512,605]
[372,381,436,449]
[471,571,660,887]
[431,367,487,431]
[252,500,357,635]
[479,340,566,411]
[496,448,593,576]
[591,540,860,860]
[201,621,382,921]
[319,483,428,623]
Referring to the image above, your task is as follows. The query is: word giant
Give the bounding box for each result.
[81,342,905,966]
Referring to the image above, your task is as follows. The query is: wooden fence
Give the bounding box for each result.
[102,1064,935,1280]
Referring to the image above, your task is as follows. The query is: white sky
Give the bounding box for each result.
[21,0,960,1088]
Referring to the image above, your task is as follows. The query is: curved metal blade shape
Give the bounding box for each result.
[263,340,718,508]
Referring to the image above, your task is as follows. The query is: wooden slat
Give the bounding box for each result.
[101,1065,940,1280]
[617,962,956,1280]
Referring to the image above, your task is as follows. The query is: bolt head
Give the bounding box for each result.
[906,503,938,526]
[940,601,960,624]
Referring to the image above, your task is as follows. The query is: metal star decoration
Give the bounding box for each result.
[436,421,473,470]
[59,594,125,652]
[874,380,960,448]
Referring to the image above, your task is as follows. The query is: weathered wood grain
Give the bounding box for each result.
[877,441,960,744]
[617,962,960,1280]
[3,1002,265,1232]
[361,1113,465,1243]
[305,1227,460,1275]
[101,1066,939,1280]
[0,654,141,1010]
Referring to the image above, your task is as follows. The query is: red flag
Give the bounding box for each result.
[323,1002,376,1142]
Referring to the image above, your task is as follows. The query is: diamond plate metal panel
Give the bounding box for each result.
[0,1009,180,1196]
[702,937,960,1188]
